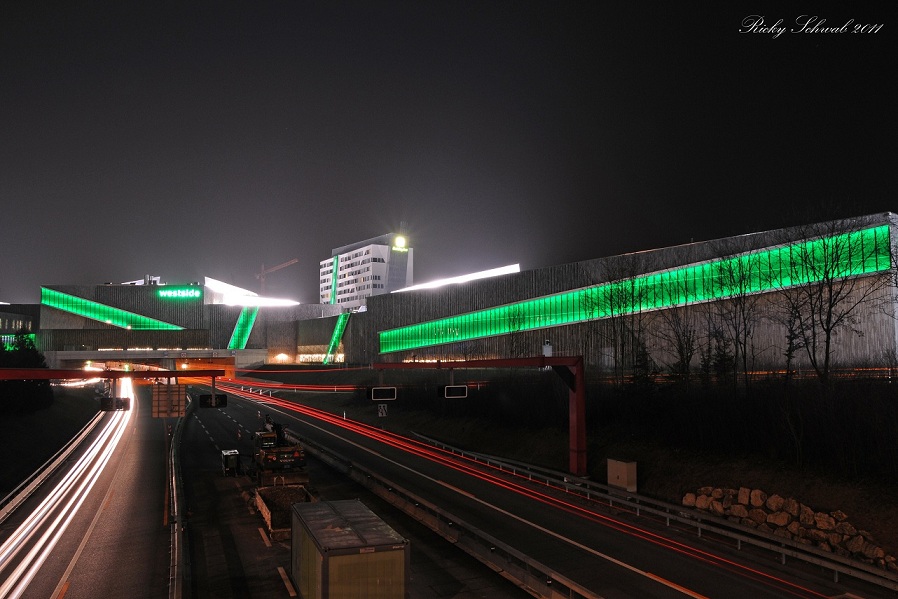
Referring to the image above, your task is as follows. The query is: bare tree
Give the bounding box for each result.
[656,304,698,390]
[506,306,527,358]
[712,249,766,394]
[580,254,654,386]
[773,218,893,386]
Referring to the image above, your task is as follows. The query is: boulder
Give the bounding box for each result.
[711,488,724,499]
[682,493,697,507]
[786,521,804,537]
[710,500,725,516]
[831,509,848,522]
[815,512,836,531]
[799,505,816,526]
[862,543,885,560]
[783,497,800,517]
[741,518,758,528]
[806,529,827,543]
[773,527,791,539]
[728,504,748,518]
[765,494,785,512]
[835,521,857,536]
[748,509,768,525]
[696,495,712,510]
[698,486,713,496]
[737,487,751,505]
[845,535,866,554]
[750,489,767,507]
[767,511,791,527]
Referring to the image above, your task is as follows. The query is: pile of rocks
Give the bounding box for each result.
[682,486,897,572]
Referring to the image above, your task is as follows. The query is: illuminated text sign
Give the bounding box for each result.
[158,287,202,300]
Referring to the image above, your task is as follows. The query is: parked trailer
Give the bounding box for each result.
[291,500,409,599]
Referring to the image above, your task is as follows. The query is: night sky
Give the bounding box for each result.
[1,3,894,304]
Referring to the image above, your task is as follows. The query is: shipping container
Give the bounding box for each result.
[291,500,409,599]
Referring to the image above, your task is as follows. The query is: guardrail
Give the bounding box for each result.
[415,434,898,594]
[169,395,193,599]
[294,433,600,599]
[0,412,104,524]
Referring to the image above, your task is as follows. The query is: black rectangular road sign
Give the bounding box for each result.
[369,386,397,401]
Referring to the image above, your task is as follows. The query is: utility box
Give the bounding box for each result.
[221,449,240,476]
[607,459,637,493]
[291,500,409,599]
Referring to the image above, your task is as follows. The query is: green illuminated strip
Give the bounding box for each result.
[228,306,260,350]
[329,255,338,304]
[323,312,350,365]
[41,288,184,330]
[379,225,892,353]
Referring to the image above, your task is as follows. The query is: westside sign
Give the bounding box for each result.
[157,287,202,300]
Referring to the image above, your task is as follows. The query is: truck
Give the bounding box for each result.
[252,416,308,486]
[252,415,313,540]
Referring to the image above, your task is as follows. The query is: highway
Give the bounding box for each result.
[188,383,882,599]
[180,387,533,598]
[0,379,174,599]
[1,375,893,598]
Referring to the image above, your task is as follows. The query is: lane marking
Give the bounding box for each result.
[258,528,272,548]
[53,580,70,599]
[289,410,708,599]
[277,566,297,596]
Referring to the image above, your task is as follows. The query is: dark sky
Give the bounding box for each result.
[1,2,894,304]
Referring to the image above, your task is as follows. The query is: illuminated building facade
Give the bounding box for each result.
[35,276,342,369]
[6,214,897,376]
[329,213,898,374]
[319,232,414,309]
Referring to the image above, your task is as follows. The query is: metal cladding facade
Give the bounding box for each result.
[36,282,343,357]
[39,283,212,351]
[334,213,898,373]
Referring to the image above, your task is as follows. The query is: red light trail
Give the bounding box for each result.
[211,379,829,599]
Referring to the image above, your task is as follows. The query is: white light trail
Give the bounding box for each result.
[0,379,135,599]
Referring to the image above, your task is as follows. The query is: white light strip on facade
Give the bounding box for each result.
[203,276,299,306]
[393,264,520,293]
[221,296,299,307]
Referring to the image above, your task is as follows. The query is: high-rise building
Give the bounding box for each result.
[319,232,413,309]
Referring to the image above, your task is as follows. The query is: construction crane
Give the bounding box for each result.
[256,258,298,294]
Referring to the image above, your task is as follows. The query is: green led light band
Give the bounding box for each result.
[228,306,259,350]
[329,255,338,304]
[323,312,350,365]
[379,225,891,353]
[41,288,184,331]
